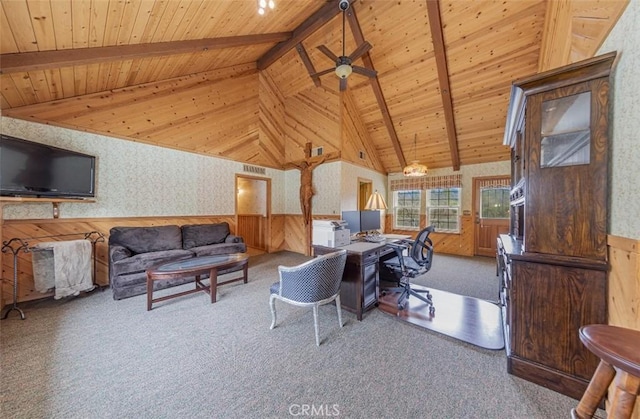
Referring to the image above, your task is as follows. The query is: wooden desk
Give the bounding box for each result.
[313,241,395,321]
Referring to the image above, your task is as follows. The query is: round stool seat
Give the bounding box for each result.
[572,324,640,419]
[580,325,640,378]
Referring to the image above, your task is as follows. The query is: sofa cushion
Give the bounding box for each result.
[111,249,193,277]
[109,225,183,254]
[182,223,230,249]
[190,242,247,257]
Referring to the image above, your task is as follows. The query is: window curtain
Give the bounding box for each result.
[390,174,462,191]
[477,177,510,189]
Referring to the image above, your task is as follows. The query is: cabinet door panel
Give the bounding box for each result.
[511,261,605,379]
[525,80,609,259]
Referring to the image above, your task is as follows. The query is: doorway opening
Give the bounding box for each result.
[236,175,270,255]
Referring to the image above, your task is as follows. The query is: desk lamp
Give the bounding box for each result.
[364,191,387,238]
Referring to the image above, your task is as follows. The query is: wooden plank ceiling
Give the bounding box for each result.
[0,0,628,173]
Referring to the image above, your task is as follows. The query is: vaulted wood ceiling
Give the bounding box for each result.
[0,0,628,173]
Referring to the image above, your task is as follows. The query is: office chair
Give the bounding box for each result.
[380,226,435,314]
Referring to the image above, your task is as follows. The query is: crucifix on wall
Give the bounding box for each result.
[290,143,327,226]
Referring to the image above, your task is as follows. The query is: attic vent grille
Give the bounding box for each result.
[313,146,323,157]
[243,164,266,175]
[359,150,366,160]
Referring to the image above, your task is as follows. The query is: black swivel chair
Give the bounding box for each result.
[380,226,435,314]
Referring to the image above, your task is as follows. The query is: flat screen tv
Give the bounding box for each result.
[0,134,96,198]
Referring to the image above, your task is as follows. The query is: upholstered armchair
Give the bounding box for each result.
[269,249,347,346]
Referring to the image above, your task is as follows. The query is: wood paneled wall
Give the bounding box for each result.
[607,234,640,419]
[385,215,474,257]
[1,215,236,305]
[0,214,482,305]
[237,215,267,251]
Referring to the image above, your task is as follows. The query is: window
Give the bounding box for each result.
[393,190,421,229]
[481,187,510,219]
[427,188,460,232]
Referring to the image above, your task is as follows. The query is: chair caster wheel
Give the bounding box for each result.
[398,303,406,310]
[429,306,435,316]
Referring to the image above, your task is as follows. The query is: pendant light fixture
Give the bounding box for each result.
[403,134,428,177]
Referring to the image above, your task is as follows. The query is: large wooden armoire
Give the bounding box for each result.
[497,52,616,400]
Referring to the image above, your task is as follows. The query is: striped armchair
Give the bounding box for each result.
[269,249,347,346]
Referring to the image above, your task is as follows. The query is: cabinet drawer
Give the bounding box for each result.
[362,250,379,265]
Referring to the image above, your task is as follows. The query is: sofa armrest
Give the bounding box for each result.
[109,245,132,262]
[225,234,244,244]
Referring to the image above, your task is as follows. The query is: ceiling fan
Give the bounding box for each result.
[312,0,377,91]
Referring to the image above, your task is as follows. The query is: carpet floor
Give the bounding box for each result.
[0,251,581,418]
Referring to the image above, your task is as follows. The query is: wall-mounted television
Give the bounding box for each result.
[0,134,96,198]
[341,210,381,233]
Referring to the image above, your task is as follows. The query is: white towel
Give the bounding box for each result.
[32,240,94,299]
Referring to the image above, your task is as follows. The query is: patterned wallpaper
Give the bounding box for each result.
[598,0,640,240]
[1,117,284,219]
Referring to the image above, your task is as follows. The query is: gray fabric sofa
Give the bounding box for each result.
[108,223,246,300]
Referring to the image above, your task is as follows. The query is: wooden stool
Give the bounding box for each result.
[571,325,640,419]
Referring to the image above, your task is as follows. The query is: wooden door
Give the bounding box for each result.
[358,179,372,210]
[473,176,510,257]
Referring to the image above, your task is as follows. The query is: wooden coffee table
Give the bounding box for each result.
[146,253,249,310]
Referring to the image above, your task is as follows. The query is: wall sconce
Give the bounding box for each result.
[365,190,387,210]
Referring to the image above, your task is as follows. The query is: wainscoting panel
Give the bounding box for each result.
[1,216,236,305]
[385,215,474,257]
[237,215,267,250]
[606,234,640,419]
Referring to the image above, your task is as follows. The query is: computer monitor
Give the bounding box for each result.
[341,211,361,233]
[360,210,381,232]
[341,210,381,234]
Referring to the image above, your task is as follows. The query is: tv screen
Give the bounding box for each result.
[0,134,96,198]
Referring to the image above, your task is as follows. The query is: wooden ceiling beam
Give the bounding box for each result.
[426,0,460,171]
[257,1,340,70]
[346,6,407,169]
[0,33,291,74]
[296,44,322,87]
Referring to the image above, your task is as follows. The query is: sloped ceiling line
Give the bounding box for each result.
[426,0,460,171]
[346,5,407,169]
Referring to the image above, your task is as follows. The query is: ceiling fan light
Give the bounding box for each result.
[259,0,267,8]
[268,0,275,9]
[335,63,352,79]
[403,161,428,177]
[258,7,265,15]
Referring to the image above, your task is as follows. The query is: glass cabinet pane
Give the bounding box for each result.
[540,91,591,167]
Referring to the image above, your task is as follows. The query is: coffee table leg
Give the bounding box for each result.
[146,273,153,311]
[243,261,248,284]
[210,268,217,303]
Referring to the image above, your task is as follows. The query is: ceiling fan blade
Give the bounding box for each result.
[339,78,348,91]
[317,45,339,63]
[311,67,336,78]
[352,66,377,78]
[348,41,373,62]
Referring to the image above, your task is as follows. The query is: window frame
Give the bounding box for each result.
[426,187,461,233]
[392,190,422,230]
